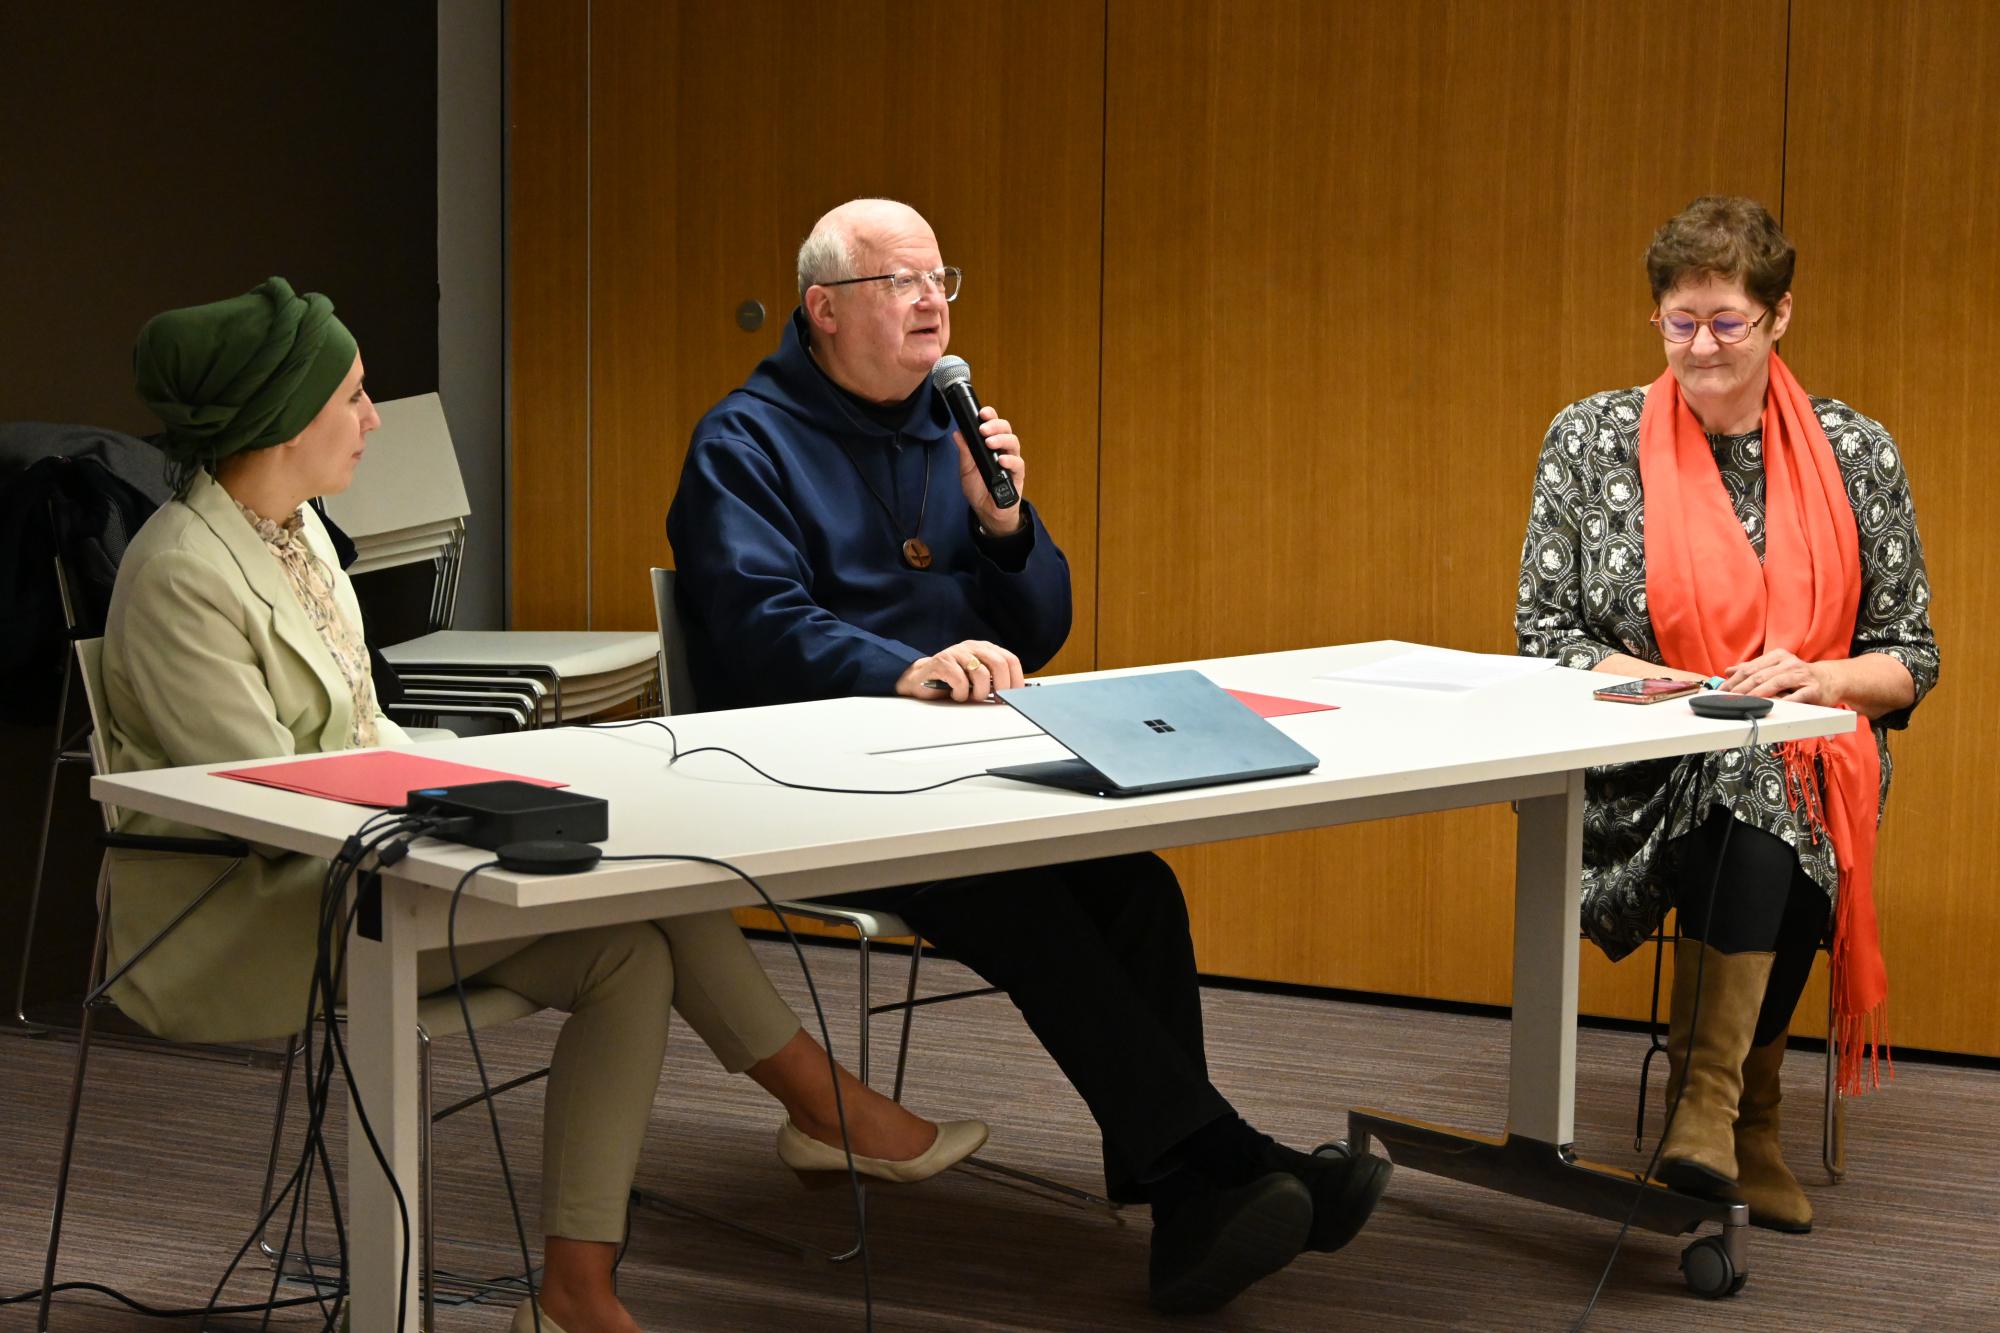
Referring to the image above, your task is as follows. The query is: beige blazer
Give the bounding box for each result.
[100,470,408,1042]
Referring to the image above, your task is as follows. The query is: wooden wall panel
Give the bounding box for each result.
[581,0,1106,654]
[507,0,591,628]
[1782,0,2000,1057]
[511,0,1999,1054]
[1101,0,1789,1020]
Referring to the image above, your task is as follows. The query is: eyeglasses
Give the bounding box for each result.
[819,266,963,302]
[1651,307,1769,344]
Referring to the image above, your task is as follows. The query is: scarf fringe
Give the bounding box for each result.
[1832,958,1894,1096]
[1780,738,1829,841]
[1789,735,1893,1096]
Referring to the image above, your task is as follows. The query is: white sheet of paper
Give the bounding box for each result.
[1317,647,1559,692]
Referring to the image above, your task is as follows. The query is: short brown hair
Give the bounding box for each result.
[1644,196,1795,310]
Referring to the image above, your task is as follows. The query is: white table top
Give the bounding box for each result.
[93,642,1852,917]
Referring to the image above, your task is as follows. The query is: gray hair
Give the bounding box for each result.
[796,227,855,300]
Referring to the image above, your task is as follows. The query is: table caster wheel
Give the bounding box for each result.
[1312,1141,1354,1161]
[1680,1235,1747,1299]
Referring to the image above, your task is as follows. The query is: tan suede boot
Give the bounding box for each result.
[1659,939,1774,1196]
[1732,1033,1814,1233]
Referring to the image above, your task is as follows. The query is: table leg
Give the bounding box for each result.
[1347,774,1750,1287]
[347,879,423,1330]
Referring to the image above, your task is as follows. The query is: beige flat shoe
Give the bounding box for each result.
[776,1116,989,1184]
[509,1301,569,1333]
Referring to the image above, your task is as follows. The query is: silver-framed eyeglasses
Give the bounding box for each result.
[1651,307,1769,344]
[819,266,963,302]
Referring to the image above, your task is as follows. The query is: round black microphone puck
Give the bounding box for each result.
[1688,693,1774,719]
[495,840,604,875]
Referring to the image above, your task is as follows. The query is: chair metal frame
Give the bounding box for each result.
[1631,925,1845,1183]
[253,999,551,1327]
[39,638,549,1331]
[643,567,1124,1259]
[14,532,97,1034]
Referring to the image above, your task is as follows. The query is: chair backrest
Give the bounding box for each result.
[319,394,472,539]
[73,637,117,830]
[319,394,472,635]
[649,567,698,716]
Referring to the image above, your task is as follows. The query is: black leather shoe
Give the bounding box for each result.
[1148,1171,1313,1315]
[1259,1141,1394,1253]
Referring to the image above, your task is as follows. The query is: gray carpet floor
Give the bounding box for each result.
[4,937,1996,1332]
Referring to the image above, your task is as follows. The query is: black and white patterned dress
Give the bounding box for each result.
[1515,386,1940,959]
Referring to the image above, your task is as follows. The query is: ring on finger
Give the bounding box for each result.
[963,658,985,673]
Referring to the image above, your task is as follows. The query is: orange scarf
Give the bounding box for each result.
[1639,353,1889,1093]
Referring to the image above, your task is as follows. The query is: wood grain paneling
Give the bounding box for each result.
[1101,0,1790,1023]
[1782,0,2000,1057]
[581,0,1107,651]
[507,0,591,628]
[511,0,1999,1054]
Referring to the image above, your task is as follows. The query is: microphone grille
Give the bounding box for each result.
[929,355,972,391]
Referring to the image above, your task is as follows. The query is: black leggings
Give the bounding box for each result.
[1672,808,1830,1047]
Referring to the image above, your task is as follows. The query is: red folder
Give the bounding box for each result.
[1224,689,1339,719]
[216,749,566,809]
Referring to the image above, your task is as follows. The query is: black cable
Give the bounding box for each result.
[0,1281,337,1317]
[15,817,426,1329]
[213,815,429,1331]
[440,844,877,1331]
[313,822,440,1332]
[595,851,876,1332]
[594,716,991,796]
[203,816,416,1332]
[443,856,545,1331]
[1571,715,1761,1330]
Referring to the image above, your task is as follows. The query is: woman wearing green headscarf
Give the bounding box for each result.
[100,279,982,1333]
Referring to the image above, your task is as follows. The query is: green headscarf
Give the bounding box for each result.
[133,276,357,470]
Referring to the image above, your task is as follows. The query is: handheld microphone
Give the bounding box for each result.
[929,355,1019,509]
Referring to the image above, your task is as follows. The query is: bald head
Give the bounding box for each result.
[796,198,952,404]
[796,198,935,298]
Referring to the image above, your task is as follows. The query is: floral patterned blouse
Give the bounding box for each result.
[1515,387,1940,959]
[235,500,380,749]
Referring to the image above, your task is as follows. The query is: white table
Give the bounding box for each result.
[93,642,1853,1325]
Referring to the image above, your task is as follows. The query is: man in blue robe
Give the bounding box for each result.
[668,198,1390,1314]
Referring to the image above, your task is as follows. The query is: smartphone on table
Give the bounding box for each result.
[1592,677,1700,704]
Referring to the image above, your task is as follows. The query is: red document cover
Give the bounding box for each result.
[215,749,566,809]
[1224,689,1339,719]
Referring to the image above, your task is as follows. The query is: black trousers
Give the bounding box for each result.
[850,851,1233,1202]
[1672,809,1831,1047]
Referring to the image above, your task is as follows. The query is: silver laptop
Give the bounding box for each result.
[988,670,1320,797]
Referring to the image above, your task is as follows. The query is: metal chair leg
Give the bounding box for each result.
[420,1023,437,1333]
[14,663,84,1032]
[37,898,109,1331]
[890,941,924,1104]
[254,1034,303,1263]
[855,934,872,1086]
[1632,928,1671,1151]
[1823,988,1846,1183]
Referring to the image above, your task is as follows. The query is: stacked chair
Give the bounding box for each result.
[327,395,659,730]
[383,628,660,729]
[320,394,469,633]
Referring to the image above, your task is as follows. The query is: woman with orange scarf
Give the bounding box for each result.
[1515,197,1939,1235]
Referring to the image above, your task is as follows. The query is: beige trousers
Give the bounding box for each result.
[414,911,801,1242]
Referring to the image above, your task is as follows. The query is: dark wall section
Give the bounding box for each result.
[0,3,438,1025]
[0,2,439,429]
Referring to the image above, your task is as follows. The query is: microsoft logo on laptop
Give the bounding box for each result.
[1143,718,1175,734]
